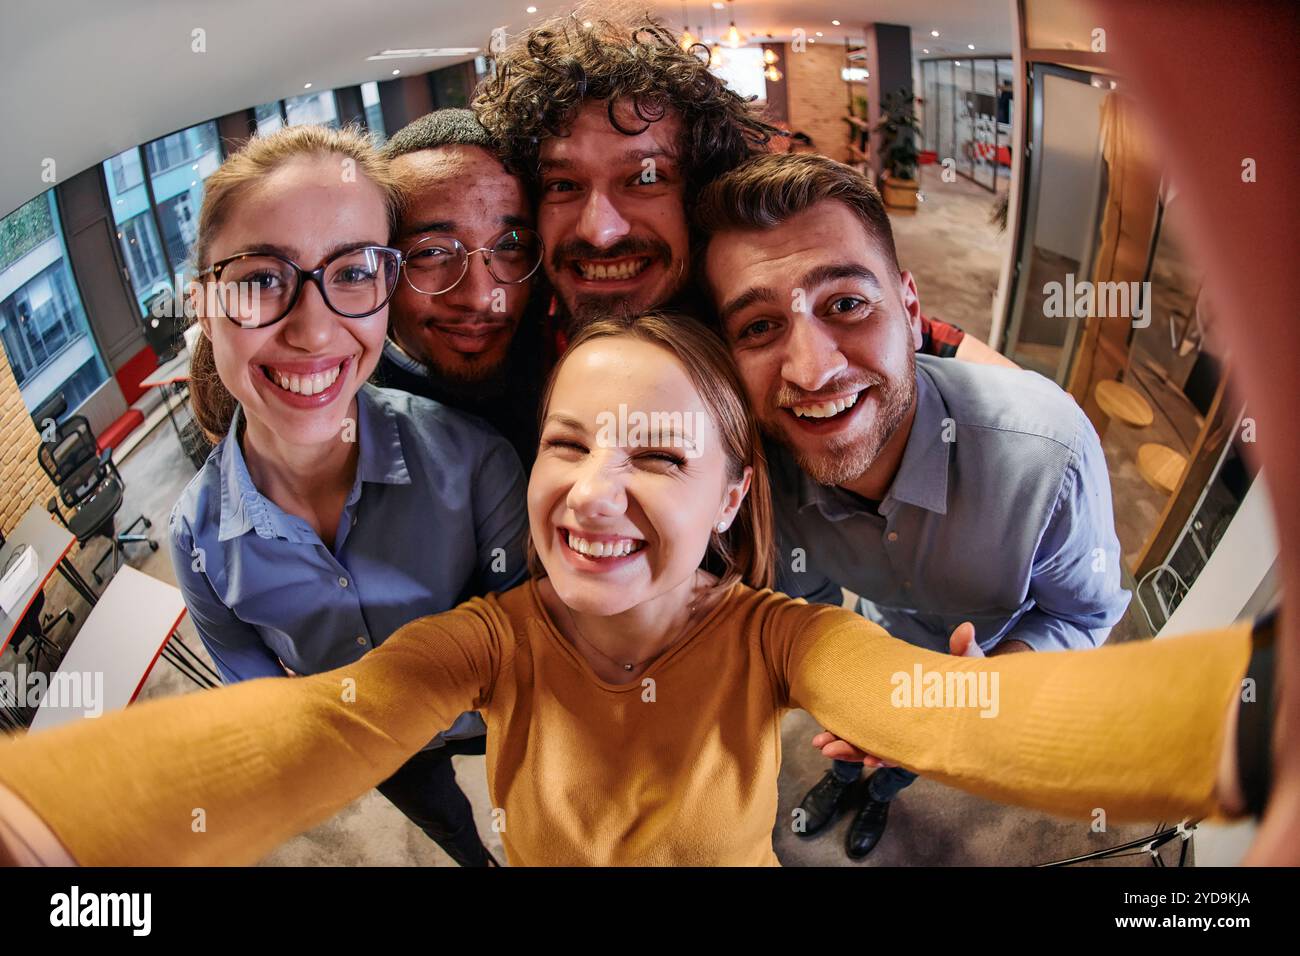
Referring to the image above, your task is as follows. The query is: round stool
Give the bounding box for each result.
[1093,379,1155,428]
[1138,442,1187,494]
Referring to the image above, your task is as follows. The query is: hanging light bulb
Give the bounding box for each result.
[764,64,783,82]
[724,0,744,47]
[710,44,726,67]
[679,2,697,50]
[763,47,778,65]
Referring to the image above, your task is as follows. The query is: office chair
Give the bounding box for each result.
[0,530,73,675]
[35,400,158,588]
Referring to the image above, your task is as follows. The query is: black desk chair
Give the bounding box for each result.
[35,403,158,588]
[0,531,73,674]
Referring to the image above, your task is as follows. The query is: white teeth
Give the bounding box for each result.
[267,362,342,396]
[792,391,860,419]
[578,259,647,281]
[566,532,643,558]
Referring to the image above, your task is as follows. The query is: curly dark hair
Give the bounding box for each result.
[472,8,779,202]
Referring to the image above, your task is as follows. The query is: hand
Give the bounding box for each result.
[811,622,983,764]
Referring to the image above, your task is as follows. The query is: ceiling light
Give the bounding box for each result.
[815,31,823,37]
[967,43,975,50]
[303,82,312,89]
[930,30,940,37]
[955,60,961,66]
[809,37,816,43]
[526,5,537,11]
[392,68,400,75]
[724,0,743,47]
[763,48,778,64]
[711,2,725,8]
[764,65,783,82]
[922,48,930,54]
[831,19,840,26]
[680,28,697,49]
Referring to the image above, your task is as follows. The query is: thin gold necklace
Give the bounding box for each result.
[562,575,704,674]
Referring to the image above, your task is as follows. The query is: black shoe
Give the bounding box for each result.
[796,769,860,838]
[845,794,891,860]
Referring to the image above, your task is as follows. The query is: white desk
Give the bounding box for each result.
[139,350,193,456]
[29,566,189,733]
[0,505,97,655]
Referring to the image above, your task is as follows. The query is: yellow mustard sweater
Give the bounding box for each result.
[0,582,1251,866]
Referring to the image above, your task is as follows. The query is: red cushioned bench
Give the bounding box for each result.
[95,408,145,456]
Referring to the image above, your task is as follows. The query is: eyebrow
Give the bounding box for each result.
[718,262,885,325]
[538,148,680,175]
[400,214,531,240]
[541,413,588,432]
[232,239,384,263]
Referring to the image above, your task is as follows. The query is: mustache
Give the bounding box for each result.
[775,375,881,408]
[551,236,672,272]
[420,315,512,330]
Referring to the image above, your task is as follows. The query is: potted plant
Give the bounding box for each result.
[874,88,922,210]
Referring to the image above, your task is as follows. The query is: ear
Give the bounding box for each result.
[715,464,753,531]
[899,270,923,350]
[187,281,213,340]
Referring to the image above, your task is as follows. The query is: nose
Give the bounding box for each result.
[575,188,632,250]
[280,280,339,352]
[566,448,627,520]
[780,314,847,393]
[444,251,497,313]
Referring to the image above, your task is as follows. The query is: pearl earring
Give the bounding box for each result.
[716,521,728,533]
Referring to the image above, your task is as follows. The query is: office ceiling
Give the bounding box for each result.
[0,0,1012,218]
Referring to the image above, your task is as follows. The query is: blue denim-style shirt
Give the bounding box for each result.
[169,383,528,744]
[773,354,1131,653]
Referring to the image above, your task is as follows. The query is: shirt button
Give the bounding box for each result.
[338,576,349,588]
[887,532,899,542]
[356,636,367,646]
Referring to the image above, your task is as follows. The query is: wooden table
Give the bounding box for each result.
[1138,442,1188,494]
[1093,379,1155,428]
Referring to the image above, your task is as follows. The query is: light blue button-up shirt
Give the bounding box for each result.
[169,383,528,744]
[773,354,1130,653]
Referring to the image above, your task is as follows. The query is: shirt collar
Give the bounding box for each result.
[792,365,950,519]
[216,385,410,542]
[382,336,427,377]
[885,363,951,515]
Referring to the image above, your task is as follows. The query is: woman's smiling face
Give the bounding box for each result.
[197,155,392,448]
[528,335,750,616]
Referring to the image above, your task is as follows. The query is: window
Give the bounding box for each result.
[145,121,220,267]
[102,147,173,316]
[285,90,339,128]
[0,193,108,415]
[255,101,284,136]
[361,82,386,143]
[710,47,767,104]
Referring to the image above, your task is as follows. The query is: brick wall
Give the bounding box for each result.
[0,344,55,536]
[785,43,852,164]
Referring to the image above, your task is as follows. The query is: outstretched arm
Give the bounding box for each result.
[768,599,1252,824]
[0,596,510,866]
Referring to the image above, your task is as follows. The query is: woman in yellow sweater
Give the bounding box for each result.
[0,311,1268,867]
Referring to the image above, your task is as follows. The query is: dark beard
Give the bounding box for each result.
[777,354,917,488]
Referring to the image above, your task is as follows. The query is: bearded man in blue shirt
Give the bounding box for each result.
[697,152,1131,861]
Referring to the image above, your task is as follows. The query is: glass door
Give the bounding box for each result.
[1003,64,1109,382]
